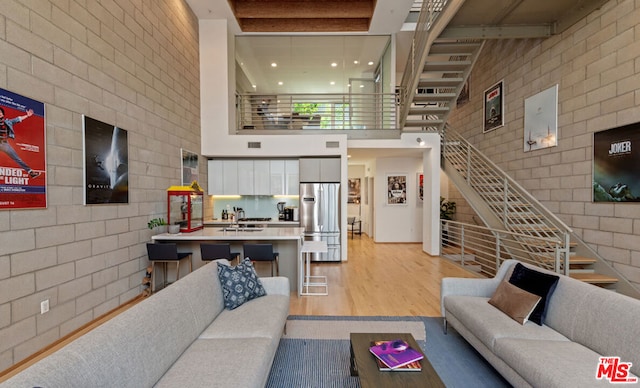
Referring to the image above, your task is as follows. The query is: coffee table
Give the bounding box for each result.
[349,332,445,388]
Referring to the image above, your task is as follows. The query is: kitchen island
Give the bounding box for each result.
[151,227,304,292]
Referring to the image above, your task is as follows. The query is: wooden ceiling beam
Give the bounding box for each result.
[238,18,370,32]
[230,0,375,19]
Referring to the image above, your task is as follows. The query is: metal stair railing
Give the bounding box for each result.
[441,126,573,274]
[441,220,564,275]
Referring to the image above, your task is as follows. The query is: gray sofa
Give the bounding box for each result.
[441,259,640,387]
[2,260,289,388]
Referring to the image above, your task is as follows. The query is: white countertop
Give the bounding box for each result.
[152,227,305,241]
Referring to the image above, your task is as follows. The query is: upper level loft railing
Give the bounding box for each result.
[235,93,398,133]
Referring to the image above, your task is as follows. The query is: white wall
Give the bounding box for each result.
[374,157,423,242]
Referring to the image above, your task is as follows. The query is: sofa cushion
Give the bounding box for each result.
[217,258,266,310]
[570,285,640,376]
[199,294,289,340]
[444,295,569,351]
[488,280,541,325]
[494,338,638,387]
[155,337,276,388]
[508,263,559,325]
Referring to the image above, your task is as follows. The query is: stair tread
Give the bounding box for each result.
[570,272,618,284]
[569,256,597,264]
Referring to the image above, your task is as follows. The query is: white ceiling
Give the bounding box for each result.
[236,35,391,94]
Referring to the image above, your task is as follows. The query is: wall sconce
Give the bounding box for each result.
[416,137,425,146]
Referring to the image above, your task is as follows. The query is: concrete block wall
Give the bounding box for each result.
[0,1,201,369]
[447,0,640,290]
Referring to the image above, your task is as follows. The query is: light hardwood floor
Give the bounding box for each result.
[290,234,479,316]
[0,234,477,381]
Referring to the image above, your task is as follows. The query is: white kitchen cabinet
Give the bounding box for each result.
[285,159,299,194]
[208,159,239,195]
[253,160,271,195]
[299,157,340,182]
[210,159,298,195]
[270,159,299,195]
[270,160,285,195]
[237,160,254,195]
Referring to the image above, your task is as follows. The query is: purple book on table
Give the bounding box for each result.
[369,339,424,369]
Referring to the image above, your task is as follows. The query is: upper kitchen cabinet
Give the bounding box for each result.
[270,159,299,195]
[226,159,271,195]
[299,157,340,182]
[208,159,239,195]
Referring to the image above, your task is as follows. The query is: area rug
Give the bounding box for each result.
[266,316,510,388]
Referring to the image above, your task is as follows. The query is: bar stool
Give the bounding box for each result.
[200,243,241,265]
[146,243,192,292]
[243,243,279,276]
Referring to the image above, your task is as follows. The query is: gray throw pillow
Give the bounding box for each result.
[217,258,266,310]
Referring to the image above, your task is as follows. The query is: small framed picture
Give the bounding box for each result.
[348,178,361,204]
[483,80,504,133]
[387,174,407,205]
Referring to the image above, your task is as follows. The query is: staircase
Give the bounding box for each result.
[397,0,640,298]
[398,0,475,132]
[440,128,640,298]
[403,40,484,131]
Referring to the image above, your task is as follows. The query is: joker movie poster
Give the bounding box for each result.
[593,123,640,202]
[83,116,128,204]
[0,88,46,209]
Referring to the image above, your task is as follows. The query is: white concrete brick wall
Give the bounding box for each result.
[0,0,201,369]
[448,0,640,289]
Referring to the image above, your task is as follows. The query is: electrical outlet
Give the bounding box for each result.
[40,299,49,314]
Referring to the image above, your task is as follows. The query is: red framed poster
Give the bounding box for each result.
[0,88,46,209]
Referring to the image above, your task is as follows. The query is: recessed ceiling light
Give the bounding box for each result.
[331,62,337,67]
[353,60,359,64]
[359,84,364,88]
[330,81,335,85]
[368,61,374,66]
[271,62,277,67]
[252,85,256,89]
[278,81,283,85]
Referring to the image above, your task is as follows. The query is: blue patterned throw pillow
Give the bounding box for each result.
[217,258,266,310]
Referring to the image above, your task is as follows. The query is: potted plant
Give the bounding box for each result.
[440,197,456,243]
[147,218,168,233]
[440,197,456,220]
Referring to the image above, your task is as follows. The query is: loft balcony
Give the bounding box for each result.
[235,92,401,139]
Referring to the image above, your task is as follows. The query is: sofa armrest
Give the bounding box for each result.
[440,259,518,317]
[261,276,290,296]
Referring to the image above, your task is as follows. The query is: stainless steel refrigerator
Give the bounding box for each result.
[299,183,341,261]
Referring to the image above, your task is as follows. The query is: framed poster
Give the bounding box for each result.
[593,122,640,202]
[83,116,129,204]
[524,85,558,152]
[483,80,504,133]
[0,88,47,209]
[387,174,407,205]
[348,178,361,204]
[181,149,198,186]
[417,173,424,202]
